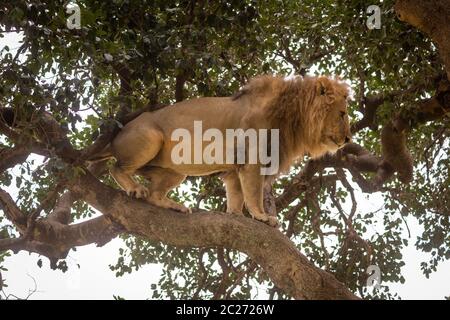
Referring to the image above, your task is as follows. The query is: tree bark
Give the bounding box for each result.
[395,0,450,78]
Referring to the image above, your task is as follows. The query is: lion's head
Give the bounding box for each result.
[233,74,352,171]
[314,76,352,154]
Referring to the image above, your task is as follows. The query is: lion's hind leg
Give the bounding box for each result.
[138,166,189,213]
[110,127,163,199]
[111,163,150,199]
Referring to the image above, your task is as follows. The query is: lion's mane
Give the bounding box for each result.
[233,75,350,172]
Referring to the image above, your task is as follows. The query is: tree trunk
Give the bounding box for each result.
[395,0,450,78]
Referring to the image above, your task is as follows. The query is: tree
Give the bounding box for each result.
[0,0,448,300]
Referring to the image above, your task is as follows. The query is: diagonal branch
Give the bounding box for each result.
[0,146,30,173]
[66,170,358,300]
[0,188,27,233]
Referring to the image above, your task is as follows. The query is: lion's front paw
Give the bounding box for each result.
[126,185,149,199]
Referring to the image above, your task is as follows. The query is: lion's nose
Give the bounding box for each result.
[345,136,351,143]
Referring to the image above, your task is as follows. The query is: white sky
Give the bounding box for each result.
[1,27,449,300]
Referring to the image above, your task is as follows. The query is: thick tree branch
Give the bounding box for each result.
[0,188,27,232]
[0,146,30,173]
[66,171,358,300]
[46,191,79,225]
[0,237,26,252]
[395,0,450,78]
[0,213,122,261]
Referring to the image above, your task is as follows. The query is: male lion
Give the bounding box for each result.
[107,75,352,227]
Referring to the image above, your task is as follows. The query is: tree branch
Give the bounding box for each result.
[395,0,450,79]
[0,214,123,261]
[0,188,27,233]
[66,170,358,300]
[0,146,30,173]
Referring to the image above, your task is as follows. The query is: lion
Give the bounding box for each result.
[106,75,352,227]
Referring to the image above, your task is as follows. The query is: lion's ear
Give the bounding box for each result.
[316,77,335,104]
[316,77,330,95]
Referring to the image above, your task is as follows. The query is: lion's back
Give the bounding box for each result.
[136,97,249,135]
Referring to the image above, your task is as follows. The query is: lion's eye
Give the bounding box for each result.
[340,111,346,117]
